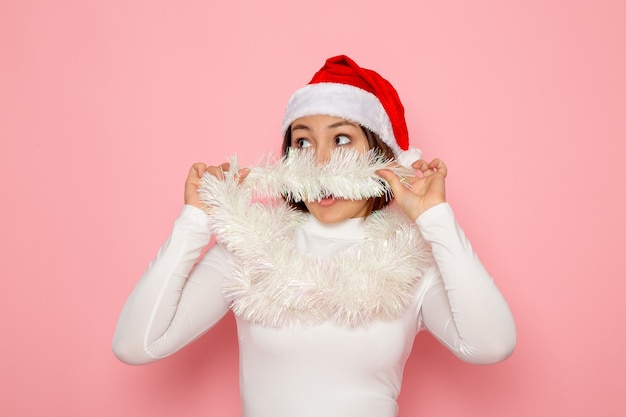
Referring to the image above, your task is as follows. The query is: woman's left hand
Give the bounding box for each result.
[377,158,447,222]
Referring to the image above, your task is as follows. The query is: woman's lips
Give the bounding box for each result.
[316,196,337,207]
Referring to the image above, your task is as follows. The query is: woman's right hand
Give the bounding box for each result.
[184,162,229,209]
[184,162,249,209]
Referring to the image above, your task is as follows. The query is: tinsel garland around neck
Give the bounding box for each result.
[198,149,433,327]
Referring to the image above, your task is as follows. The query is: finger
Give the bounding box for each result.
[236,167,251,185]
[204,165,225,180]
[415,158,447,177]
[411,159,436,177]
[413,159,434,172]
[376,169,410,198]
[188,163,207,181]
[429,158,448,177]
[410,159,426,170]
[190,162,206,173]
[238,167,250,177]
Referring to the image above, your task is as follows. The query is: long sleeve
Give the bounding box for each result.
[112,205,233,365]
[416,203,516,364]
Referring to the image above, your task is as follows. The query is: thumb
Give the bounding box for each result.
[236,167,250,185]
[238,167,250,178]
[376,169,407,198]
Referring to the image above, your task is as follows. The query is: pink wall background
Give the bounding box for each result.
[2,0,625,416]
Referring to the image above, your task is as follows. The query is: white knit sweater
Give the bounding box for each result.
[113,202,516,417]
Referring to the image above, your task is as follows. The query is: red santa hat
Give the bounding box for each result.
[281,55,422,168]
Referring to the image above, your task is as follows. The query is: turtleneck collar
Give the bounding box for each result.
[302,214,366,241]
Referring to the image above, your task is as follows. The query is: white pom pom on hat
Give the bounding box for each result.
[282,55,422,168]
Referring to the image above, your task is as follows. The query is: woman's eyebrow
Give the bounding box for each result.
[292,120,357,132]
[327,121,358,129]
[291,124,311,132]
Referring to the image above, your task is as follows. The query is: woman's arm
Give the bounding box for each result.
[112,205,232,365]
[112,162,247,364]
[417,203,516,364]
[378,158,515,363]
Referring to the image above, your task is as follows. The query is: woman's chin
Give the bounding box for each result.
[310,211,348,224]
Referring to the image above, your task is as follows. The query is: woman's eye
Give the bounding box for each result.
[295,138,312,148]
[335,135,351,146]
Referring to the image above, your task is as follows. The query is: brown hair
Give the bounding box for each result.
[281,126,396,215]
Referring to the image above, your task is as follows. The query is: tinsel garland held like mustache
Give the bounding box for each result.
[200,148,414,204]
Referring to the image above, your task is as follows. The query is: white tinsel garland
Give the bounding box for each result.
[244,148,413,202]
[198,149,433,327]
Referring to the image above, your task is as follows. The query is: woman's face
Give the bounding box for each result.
[290,115,371,224]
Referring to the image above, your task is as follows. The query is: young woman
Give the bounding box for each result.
[113,55,516,417]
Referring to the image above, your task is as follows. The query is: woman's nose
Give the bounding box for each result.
[315,147,331,165]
